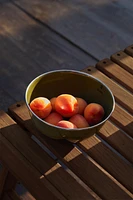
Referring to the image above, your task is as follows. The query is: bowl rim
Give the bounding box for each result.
[25,69,115,131]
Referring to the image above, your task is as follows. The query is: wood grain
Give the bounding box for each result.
[96,58,133,93]
[78,135,133,193]
[98,120,133,163]
[83,66,133,163]
[111,51,133,74]
[0,134,65,200]
[8,102,133,200]
[0,36,42,101]
[83,67,133,138]
[0,111,96,200]
[110,104,133,138]
[0,2,96,69]
[0,2,96,105]
[12,0,133,60]
[82,67,133,114]
[9,102,133,192]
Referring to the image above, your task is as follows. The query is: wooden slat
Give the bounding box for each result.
[83,67,133,138]
[0,111,97,200]
[0,134,65,200]
[110,104,133,138]
[8,103,133,200]
[62,147,132,200]
[98,120,133,163]
[125,45,133,57]
[83,67,133,163]
[83,67,133,114]
[111,51,133,74]
[11,102,132,193]
[77,136,133,193]
[96,58,133,93]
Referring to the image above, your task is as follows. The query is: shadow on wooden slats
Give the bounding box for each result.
[77,134,133,193]
[0,111,99,200]
[8,102,133,199]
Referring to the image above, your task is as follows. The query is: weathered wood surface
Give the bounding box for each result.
[96,58,133,93]
[0,2,97,111]
[0,0,133,110]
[6,99,133,199]
[6,59,133,198]
[5,48,133,198]
[0,111,98,200]
[0,135,66,200]
[0,1,133,198]
[12,0,133,59]
[0,72,133,200]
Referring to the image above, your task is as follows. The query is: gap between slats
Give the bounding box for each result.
[96,58,133,94]
[111,51,133,75]
[0,111,99,200]
[83,66,133,115]
[7,104,133,198]
[82,67,133,138]
[31,131,133,198]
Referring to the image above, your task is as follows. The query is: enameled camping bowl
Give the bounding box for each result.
[25,70,115,142]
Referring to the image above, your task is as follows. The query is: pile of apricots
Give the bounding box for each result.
[29,94,105,129]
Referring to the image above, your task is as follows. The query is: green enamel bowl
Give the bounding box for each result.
[25,70,115,142]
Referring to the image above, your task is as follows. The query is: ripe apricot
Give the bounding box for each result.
[69,114,89,128]
[55,94,79,117]
[44,112,63,126]
[50,97,56,111]
[30,97,52,119]
[84,103,105,126]
[76,97,87,114]
[57,120,77,129]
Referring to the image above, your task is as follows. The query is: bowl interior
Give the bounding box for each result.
[26,70,114,121]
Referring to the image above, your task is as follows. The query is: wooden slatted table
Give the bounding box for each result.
[0,46,133,200]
